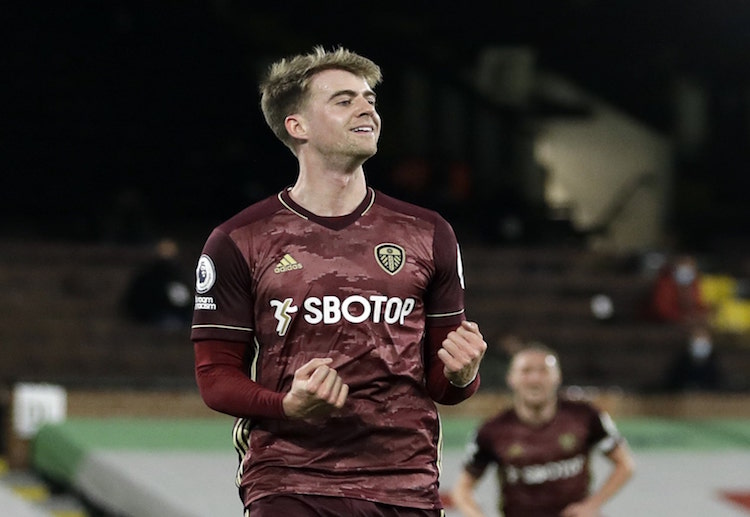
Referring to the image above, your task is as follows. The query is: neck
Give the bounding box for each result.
[289,166,367,217]
[514,398,557,426]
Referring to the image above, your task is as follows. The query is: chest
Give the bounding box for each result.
[494,420,590,466]
[250,221,434,304]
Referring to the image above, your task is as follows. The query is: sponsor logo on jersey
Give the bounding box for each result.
[274,253,303,273]
[375,243,405,275]
[270,294,416,336]
[196,254,216,294]
[194,296,216,310]
[504,454,586,485]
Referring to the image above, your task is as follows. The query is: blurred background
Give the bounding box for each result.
[2,1,750,516]
[4,1,750,249]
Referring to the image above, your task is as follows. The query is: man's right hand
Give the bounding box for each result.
[282,358,349,419]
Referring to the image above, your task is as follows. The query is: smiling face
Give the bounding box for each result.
[291,68,381,166]
[507,349,561,410]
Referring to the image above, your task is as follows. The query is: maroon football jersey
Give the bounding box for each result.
[462,399,623,517]
[191,187,467,509]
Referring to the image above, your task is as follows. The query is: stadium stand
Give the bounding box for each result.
[461,245,750,391]
[0,239,199,388]
[2,238,749,395]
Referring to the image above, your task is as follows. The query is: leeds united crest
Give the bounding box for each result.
[375,243,405,275]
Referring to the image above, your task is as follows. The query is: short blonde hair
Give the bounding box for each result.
[259,46,382,151]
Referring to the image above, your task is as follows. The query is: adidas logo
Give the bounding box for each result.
[274,253,303,273]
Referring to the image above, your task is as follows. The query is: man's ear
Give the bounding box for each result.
[285,114,307,140]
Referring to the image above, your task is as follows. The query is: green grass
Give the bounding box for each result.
[32,415,750,484]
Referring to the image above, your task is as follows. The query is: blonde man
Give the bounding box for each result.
[192,46,487,516]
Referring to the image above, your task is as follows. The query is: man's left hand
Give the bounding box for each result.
[438,320,487,387]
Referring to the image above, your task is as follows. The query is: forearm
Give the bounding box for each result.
[588,445,635,508]
[425,325,480,405]
[451,471,486,517]
[427,364,480,405]
[196,362,286,419]
[452,494,485,517]
[587,465,633,508]
[194,340,286,419]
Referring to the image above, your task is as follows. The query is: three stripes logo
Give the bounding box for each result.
[375,243,405,275]
[274,253,303,273]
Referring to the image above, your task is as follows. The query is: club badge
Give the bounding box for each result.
[375,243,405,275]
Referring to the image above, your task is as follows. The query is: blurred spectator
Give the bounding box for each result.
[121,238,193,330]
[664,325,723,392]
[645,254,711,326]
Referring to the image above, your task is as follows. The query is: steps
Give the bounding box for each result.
[461,245,750,391]
[0,239,197,387]
[1,239,747,393]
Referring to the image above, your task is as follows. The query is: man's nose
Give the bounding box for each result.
[355,96,376,115]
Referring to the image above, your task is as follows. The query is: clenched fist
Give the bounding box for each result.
[282,358,349,419]
[438,321,487,387]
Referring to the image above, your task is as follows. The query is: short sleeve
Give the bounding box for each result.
[461,427,495,479]
[589,408,624,454]
[191,229,255,343]
[424,216,466,328]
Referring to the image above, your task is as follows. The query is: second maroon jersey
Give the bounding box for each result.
[191,187,467,509]
[462,399,623,517]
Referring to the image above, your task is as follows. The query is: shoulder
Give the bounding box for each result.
[559,398,598,413]
[374,190,446,224]
[479,407,517,432]
[215,192,285,236]
[472,409,519,448]
[200,193,285,258]
[558,398,608,423]
[373,190,457,242]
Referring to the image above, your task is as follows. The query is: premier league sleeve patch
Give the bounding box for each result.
[196,254,216,294]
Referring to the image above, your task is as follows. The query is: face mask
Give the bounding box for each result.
[689,337,712,360]
[674,264,696,285]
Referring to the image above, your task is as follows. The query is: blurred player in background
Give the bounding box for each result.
[451,343,634,517]
[192,46,487,516]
